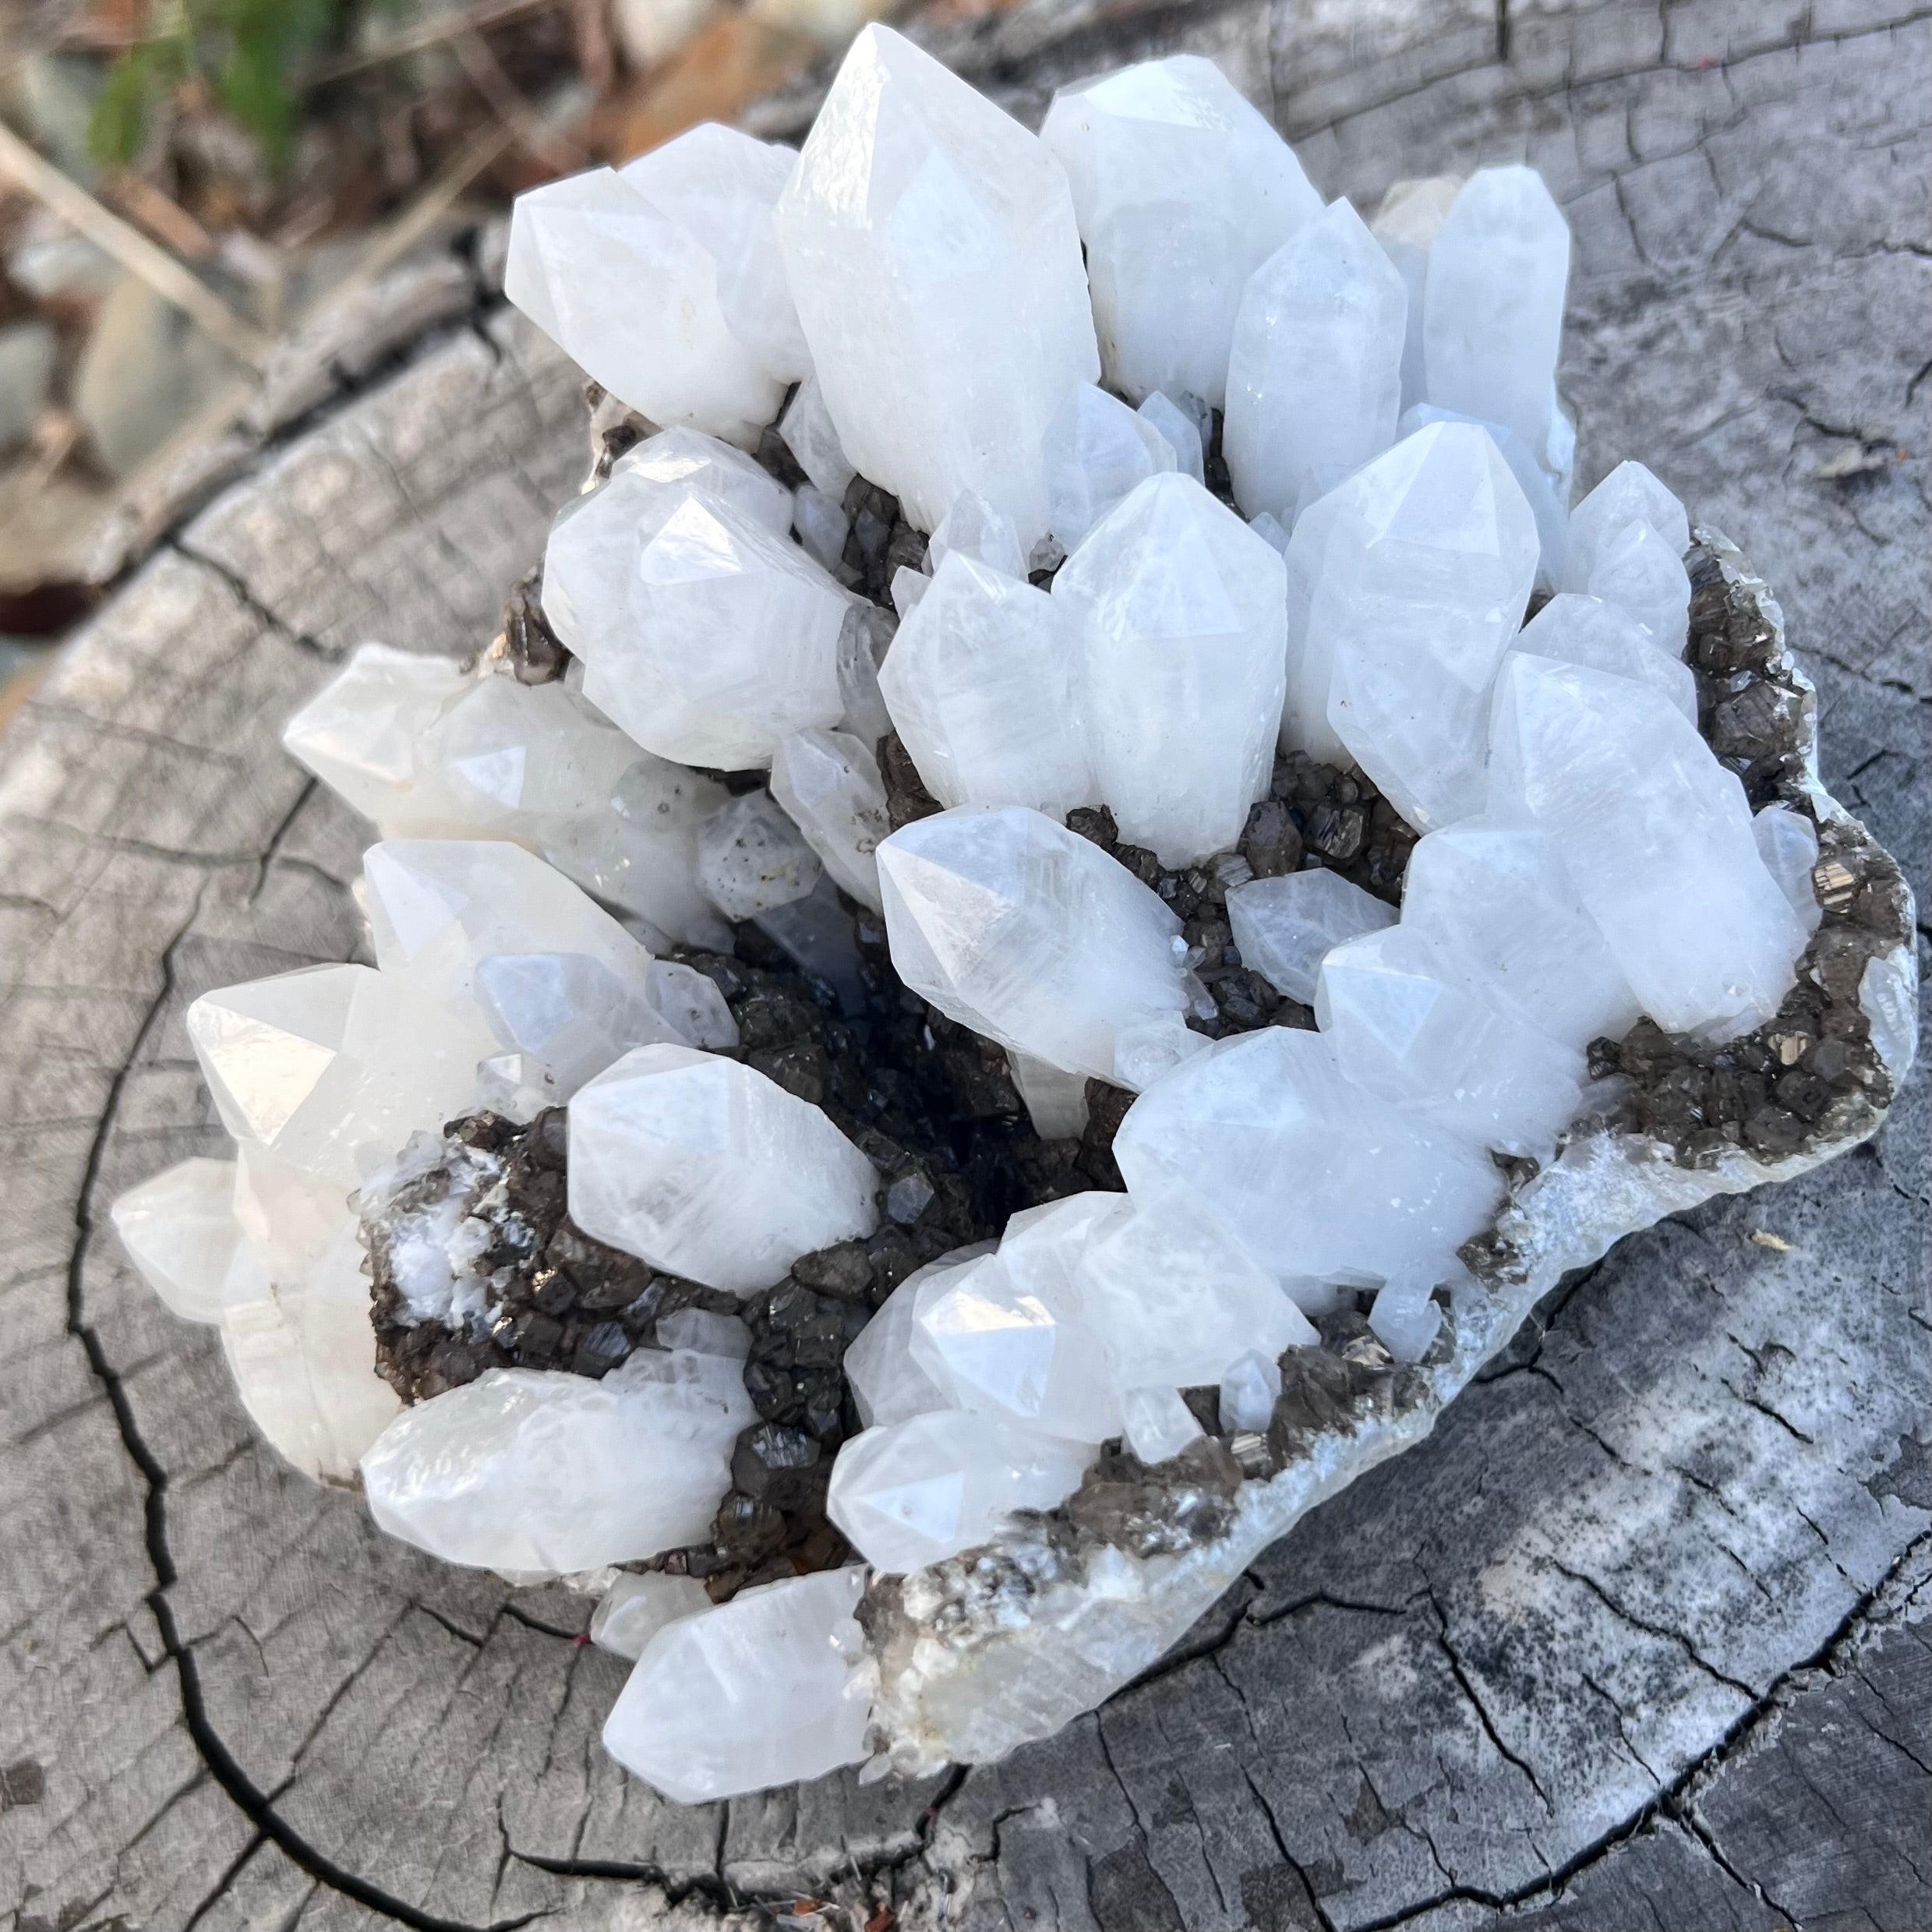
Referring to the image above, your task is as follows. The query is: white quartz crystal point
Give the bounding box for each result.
[928,489,1027,579]
[188,964,484,1189]
[505,158,780,447]
[1397,401,1570,588]
[910,1194,1125,1440]
[1224,197,1407,525]
[774,25,1100,545]
[1561,459,1690,589]
[1400,819,1641,1052]
[475,952,683,1102]
[360,1351,754,1573]
[590,1572,712,1661]
[219,1224,401,1482]
[1754,805,1824,936]
[231,1141,355,1287]
[1369,1276,1441,1365]
[602,1566,872,1803]
[696,790,824,920]
[1315,923,1588,1160]
[1511,592,1697,723]
[281,642,468,836]
[769,729,891,913]
[1422,166,1570,455]
[1226,868,1397,1005]
[1114,1026,1503,1291]
[793,483,851,574]
[1054,472,1288,865]
[617,122,811,385]
[828,1409,1092,1573]
[568,1044,878,1294]
[1040,55,1322,407]
[1008,1051,1090,1139]
[877,806,1186,1086]
[1371,175,1460,411]
[878,553,1092,816]
[779,374,857,503]
[837,603,896,749]
[648,960,741,1051]
[1294,422,1538,829]
[551,747,729,947]
[1077,1192,1317,1390]
[891,567,930,620]
[753,874,868,1012]
[1042,383,1177,553]
[1573,517,1694,653]
[426,676,638,832]
[1487,653,1807,1033]
[1249,510,1289,554]
[111,1155,240,1323]
[611,423,795,535]
[1138,392,1204,484]
[1121,1385,1203,1464]
[844,1246,994,1429]
[364,839,652,1019]
[1219,1348,1282,1433]
[542,472,850,771]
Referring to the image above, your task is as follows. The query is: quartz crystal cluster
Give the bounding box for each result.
[111,27,1914,1814]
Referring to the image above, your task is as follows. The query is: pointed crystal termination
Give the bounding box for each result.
[221,1222,402,1482]
[1008,1050,1090,1139]
[1225,868,1396,1005]
[877,805,1188,1086]
[1120,1386,1204,1464]
[1219,1349,1281,1432]
[590,1572,712,1661]
[110,1155,240,1323]
[1488,653,1807,1034]
[568,1044,878,1294]
[779,375,857,504]
[602,1567,873,1803]
[360,1351,754,1574]
[1055,473,1288,866]
[1422,166,1570,457]
[910,1195,1125,1440]
[1224,198,1407,525]
[1040,54,1321,407]
[1288,422,1538,831]
[1399,819,1641,1052]
[505,124,804,444]
[1139,392,1205,484]
[843,1246,994,1429]
[1510,592,1697,722]
[1560,459,1689,590]
[769,729,892,913]
[775,24,1099,545]
[545,478,853,772]
[188,964,486,1189]
[364,839,654,1021]
[878,553,1093,818]
[1077,1192,1317,1390]
[1754,805,1824,937]
[829,1408,1093,1573]
[928,489,1027,580]
[610,424,796,535]
[1316,924,1587,1160]
[1398,401,1570,589]
[1372,175,1461,413]
[474,952,683,1103]
[1114,1026,1503,1292]
[1043,382,1178,553]
[281,643,470,837]
[425,677,638,833]
[695,790,824,920]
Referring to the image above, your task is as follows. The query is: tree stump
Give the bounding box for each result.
[2,3,1924,1927]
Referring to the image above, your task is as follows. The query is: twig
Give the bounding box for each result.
[336,118,520,291]
[0,121,271,370]
[103,171,218,262]
[301,0,565,87]
[452,25,588,174]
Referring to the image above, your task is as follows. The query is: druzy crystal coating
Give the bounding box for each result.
[105,37,1895,1822]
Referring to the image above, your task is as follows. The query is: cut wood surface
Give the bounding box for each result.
[1,2,1925,1927]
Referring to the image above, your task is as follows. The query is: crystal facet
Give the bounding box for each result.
[1510,592,1697,724]
[1562,460,1689,589]
[568,1044,878,1293]
[1137,391,1204,484]
[1054,473,1287,864]
[928,489,1027,579]
[1043,382,1177,553]
[1040,54,1321,406]
[1372,175,1460,412]
[610,423,795,534]
[878,806,1187,1084]
[695,789,824,920]
[1754,805,1824,936]
[591,1571,712,1661]
[774,25,1099,544]
[1225,868,1397,1005]
[1224,198,1407,524]
[111,1155,240,1323]
[1120,1386,1204,1464]
[769,728,892,912]
[843,1247,994,1429]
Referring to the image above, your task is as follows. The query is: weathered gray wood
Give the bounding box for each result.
[0,2,1923,1927]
